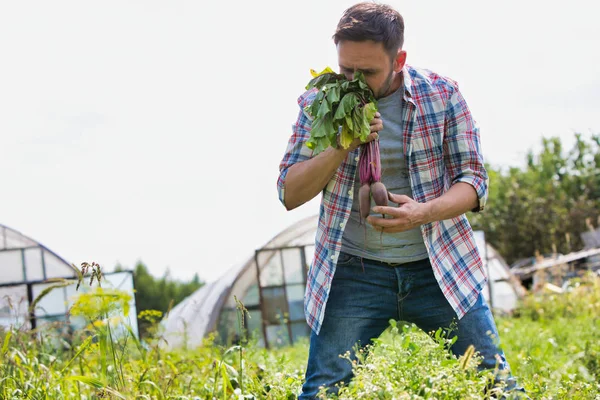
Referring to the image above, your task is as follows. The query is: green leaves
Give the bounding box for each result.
[60,335,95,375]
[63,376,126,399]
[334,93,359,121]
[304,68,378,155]
[326,85,341,104]
[1,331,11,356]
[63,375,104,389]
[1,274,599,399]
[470,133,600,267]
[360,102,378,142]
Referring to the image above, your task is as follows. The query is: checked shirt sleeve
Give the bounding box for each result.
[277,90,317,209]
[443,84,489,212]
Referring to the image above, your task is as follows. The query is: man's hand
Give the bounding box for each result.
[367,192,431,233]
[347,112,383,152]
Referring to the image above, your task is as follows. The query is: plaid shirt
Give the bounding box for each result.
[277,65,489,334]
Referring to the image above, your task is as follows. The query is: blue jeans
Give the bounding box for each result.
[299,252,524,399]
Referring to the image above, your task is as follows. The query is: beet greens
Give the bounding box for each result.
[304,67,378,154]
[304,67,388,220]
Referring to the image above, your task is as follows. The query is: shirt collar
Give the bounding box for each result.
[401,66,415,106]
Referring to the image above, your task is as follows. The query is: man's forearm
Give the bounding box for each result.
[423,182,479,223]
[283,147,350,210]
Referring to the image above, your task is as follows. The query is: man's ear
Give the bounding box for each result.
[394,50,407,73]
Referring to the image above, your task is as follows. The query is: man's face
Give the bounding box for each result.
[336,40,406,99]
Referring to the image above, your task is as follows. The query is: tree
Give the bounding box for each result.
[116,261,204,338]
[471,133,600,265]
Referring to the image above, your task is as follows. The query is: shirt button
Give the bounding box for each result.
[354,156,360,162]
[331,253,337,261]
[340,222,345,228]
[348,190,353,198]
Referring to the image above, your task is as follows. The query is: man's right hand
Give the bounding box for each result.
[347,112,383,152]
[282,112,384,210]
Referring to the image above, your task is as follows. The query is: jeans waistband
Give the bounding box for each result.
[340,251,430,268]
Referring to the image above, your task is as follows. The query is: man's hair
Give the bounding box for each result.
[333,2,404,57]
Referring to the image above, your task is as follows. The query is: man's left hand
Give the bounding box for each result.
[367,192,430,233]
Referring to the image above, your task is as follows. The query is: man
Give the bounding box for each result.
[277,3,525,398]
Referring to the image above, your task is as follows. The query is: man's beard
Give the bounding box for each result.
[376,67,397,99]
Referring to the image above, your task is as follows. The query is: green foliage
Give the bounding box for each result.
[334,322,502,399]
[125,261,204,338]
[471,133,600,265]
[1,273,598,399]
[304,67,378,154]
[70,288,132,320]
[497,272,600,398]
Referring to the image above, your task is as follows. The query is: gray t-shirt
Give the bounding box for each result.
[340,87,428,264]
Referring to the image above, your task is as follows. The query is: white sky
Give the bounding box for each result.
[1,0,598,283]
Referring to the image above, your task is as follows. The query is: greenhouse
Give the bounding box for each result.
[0,224,138,336]
[162,215,525,350]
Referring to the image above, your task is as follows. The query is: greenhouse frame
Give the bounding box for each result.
[0,224,138,337]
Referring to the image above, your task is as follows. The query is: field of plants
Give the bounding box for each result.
[1,271,599,399]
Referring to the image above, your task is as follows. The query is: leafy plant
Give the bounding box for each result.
[303,67,378,155]
[304,67,388,220]
[1,266,598,398]
[470,133,600,267]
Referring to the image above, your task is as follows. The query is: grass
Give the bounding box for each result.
[0,268,598,399]
[495,274,600,398]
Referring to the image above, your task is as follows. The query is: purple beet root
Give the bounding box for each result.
[370,181,388,207]
[358,183,371,221]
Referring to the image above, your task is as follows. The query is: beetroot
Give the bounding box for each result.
[357,139,388,222]
[370,181,388,207]
[359,183,371,219]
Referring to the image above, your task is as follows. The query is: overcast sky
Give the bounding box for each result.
[1,0,598,284]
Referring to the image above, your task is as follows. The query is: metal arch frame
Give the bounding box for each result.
[0,270,136,332]
[204,216,318,344]
[0,224,76,284]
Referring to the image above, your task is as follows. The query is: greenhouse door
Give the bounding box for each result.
[254,245,313,348]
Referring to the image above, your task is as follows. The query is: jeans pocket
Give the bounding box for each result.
[336,251,358,266]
